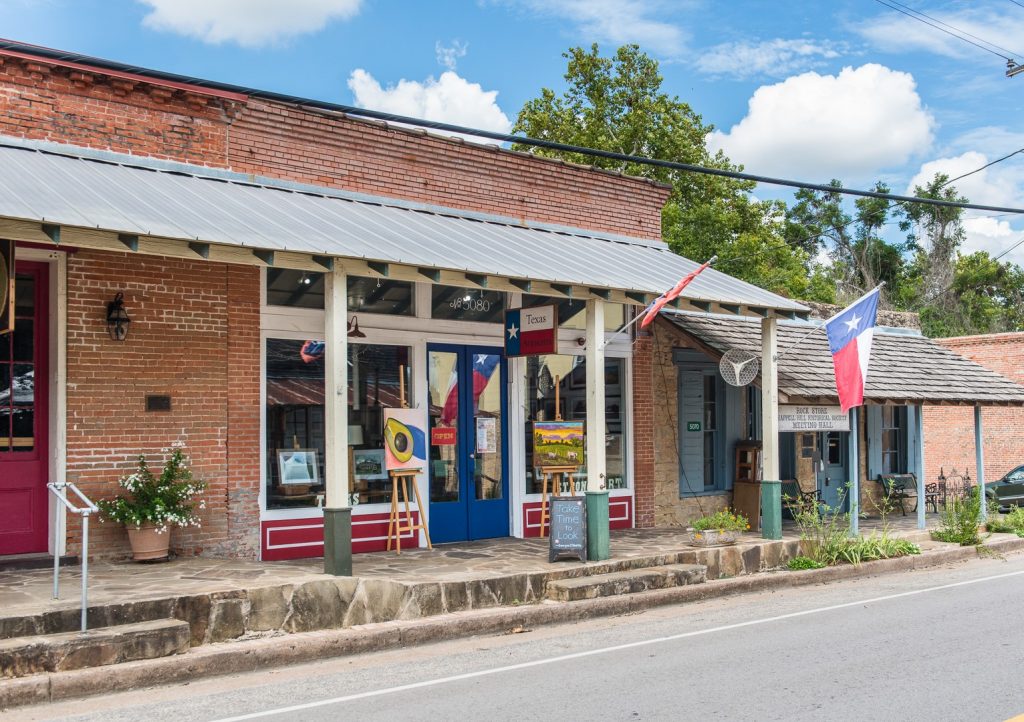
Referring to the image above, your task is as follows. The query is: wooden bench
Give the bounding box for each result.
[877,473,938,515]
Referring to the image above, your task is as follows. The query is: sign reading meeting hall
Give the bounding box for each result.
[779,405,850,432]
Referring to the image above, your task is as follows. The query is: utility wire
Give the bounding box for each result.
[872,0,1016,60]
[878,0,1024,58]
[2,39,1024,218]
[1007,0,1024,10]
[939,148,1024,188]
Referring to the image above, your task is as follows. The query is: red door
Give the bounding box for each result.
[0,261,49,555]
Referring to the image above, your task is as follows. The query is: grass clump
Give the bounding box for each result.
[931,488,983,546]
[985,506,1024,537]
[787,556,825,571]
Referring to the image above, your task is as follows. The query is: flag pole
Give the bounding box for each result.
[600,256,717,350]
[775,283,884,360]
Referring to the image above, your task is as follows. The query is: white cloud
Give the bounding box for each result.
[695,38,843,80]
[138,0,362,47]
[435,40,468,71]
[502,0,686,57]
[347,69,513,140]
[855,7,1024,60]
[906,152,1024,264]
[707,64,934,181]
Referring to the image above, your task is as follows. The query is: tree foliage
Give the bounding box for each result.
[513,44,810,298]
[513,44,1024,337]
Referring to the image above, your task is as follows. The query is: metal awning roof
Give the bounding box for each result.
[0,140,807,315]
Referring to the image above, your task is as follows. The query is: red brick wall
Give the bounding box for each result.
[0,55,669,240]
[923,333,1024,485]
[64,250,260,559]
[631,332,655,528]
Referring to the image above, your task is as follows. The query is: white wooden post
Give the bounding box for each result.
[585,299,610,559]
[850,407,859,536]
[917,404,927,530]
[760,318,781,539]
[323,263,352,575]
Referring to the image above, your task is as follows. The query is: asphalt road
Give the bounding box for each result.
[8,553,1024,722]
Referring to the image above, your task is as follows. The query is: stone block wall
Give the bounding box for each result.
[64,250,260,559]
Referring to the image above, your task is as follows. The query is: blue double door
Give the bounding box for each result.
[427,345,509,543]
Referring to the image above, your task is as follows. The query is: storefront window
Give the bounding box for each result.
[522,295,625,332]
[265,338,411,510]
[265,271,414,316]
[523,355,627,494]
[432,286,505,323]
[881,406,908,474]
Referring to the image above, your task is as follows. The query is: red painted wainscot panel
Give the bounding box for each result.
[261,511,421,561]
[521,495,633,538]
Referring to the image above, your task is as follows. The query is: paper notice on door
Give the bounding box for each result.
[476,417,497,454]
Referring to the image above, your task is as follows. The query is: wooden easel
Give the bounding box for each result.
[386,468,432,553]
[384,365,433,553]
[537,376,580,537]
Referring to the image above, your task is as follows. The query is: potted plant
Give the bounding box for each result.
[688,509,750,547]
[98,447,206,561]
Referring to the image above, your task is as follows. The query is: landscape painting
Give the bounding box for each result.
[533,421,585,469]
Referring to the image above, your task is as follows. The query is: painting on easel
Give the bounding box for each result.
[533,421,585,469]
[383,407,428,472]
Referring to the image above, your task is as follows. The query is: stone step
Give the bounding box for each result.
[0,554,78,572]
[546,564,706,602]
[0,619,189,679]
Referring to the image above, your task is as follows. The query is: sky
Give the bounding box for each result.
[2,0,1024,263]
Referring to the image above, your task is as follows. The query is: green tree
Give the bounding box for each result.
[513,44,810,297]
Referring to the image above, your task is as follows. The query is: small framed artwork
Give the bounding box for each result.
[353,448,387,480]
[277,449,320,486]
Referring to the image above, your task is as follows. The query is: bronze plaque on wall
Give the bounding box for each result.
[0,239,12,335]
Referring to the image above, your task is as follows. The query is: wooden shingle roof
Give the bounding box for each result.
[661,311,1024,406]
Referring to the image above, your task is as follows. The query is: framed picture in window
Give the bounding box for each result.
[277,449,320,485]
[353,448,387,480]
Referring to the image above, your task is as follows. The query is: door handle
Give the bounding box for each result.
[824,476,830,487]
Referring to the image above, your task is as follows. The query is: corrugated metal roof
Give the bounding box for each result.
[662,311,1024,406]
[0,141,807,312]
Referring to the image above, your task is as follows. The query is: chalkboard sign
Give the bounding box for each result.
[549,497,587,563]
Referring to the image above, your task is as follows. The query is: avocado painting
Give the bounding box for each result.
[383,408,428,473]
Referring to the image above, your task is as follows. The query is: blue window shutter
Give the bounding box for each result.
[866,406,883,480]
[679,369,704,495]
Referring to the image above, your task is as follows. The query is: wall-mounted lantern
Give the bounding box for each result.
[106,292,131,341]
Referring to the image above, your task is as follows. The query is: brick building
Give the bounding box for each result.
[0,40,807,566]
[924,333,1024,486]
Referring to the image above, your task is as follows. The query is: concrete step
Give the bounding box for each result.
[0,619,189,679]
[546,563,706,602]
[0,554,78,572]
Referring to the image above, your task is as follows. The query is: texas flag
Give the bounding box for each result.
[824,288,880,413]
[440,354,500,424]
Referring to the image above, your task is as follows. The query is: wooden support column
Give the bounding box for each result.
[585,299,610,560]
[323,263,352,576]
[760,318,782,539]
[850,407,860,536]
[917,404,927,530]
[975,405,986,523]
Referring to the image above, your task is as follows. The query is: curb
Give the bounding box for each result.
[3,536,1023,710]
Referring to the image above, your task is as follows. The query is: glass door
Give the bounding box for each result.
[816,431,848,511]
[427,345,508,543]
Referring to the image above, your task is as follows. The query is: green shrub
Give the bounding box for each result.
[839,534,921,564]
[98,447,206,533]
[691,509,750,533]
[932,488,983,546]
[986,507,1024,537]
[787,487,851,566]
[787,556,825,570]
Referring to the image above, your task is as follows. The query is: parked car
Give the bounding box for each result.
[986,465,1024,511]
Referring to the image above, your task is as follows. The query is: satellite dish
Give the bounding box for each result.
[719,348,759,387]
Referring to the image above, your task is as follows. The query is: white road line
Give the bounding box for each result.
[211,568,1024,722]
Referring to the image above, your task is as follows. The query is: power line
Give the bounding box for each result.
[872,0,1016,60]
[1008,0,1024,9]
[2,39,1024,218]
[880,0,1024,58]
[939,147,1024,188]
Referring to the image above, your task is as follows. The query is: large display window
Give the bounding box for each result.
[522,355,627,494]
[264,338,412,509]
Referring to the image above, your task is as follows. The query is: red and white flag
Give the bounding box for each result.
[824,288,880,413]
[640,257,715,328]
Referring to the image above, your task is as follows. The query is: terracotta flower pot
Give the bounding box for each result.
[126,523,170,561]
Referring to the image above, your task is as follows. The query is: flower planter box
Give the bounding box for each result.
[687,528,741,547]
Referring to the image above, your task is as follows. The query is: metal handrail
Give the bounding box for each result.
[47,481,98,633]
